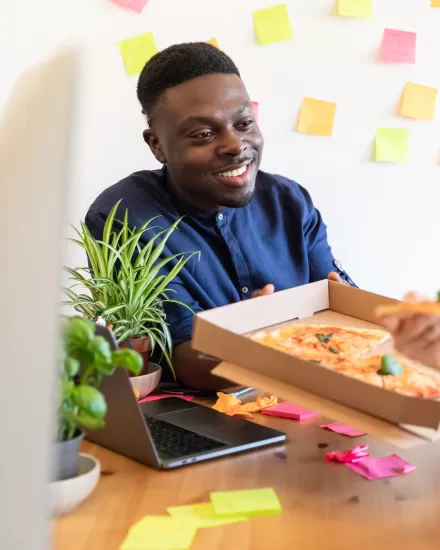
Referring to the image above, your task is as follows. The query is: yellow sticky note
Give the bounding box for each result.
[120,516,198,549]
[253,4,294,46]
[374,128,409,163]
[399,82,437,121]
[296,97,337,136]
[210,488,282,518]
[432,0,440,7]
[167,503,248,528]
[337,0,372,18]
[206,37,220,49]
[118,32,158,77]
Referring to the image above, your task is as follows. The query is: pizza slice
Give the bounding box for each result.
[376,298,440,318]
[251,324,389,363]
[325,355,440,398]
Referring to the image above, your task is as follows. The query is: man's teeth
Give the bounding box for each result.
[218,164,249,178]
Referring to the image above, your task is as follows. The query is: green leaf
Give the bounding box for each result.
[328,347,339,354]
[64,357,80,377]
[64,411,105,430]
[66,316,95,351]
[377,355,403,376]
[112,349,143,376]
[71,385,107,418]
[88,335,112,366]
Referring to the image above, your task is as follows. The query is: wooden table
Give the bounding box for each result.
[53,403,440,550]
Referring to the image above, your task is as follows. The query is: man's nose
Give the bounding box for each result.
[217,129,247,157]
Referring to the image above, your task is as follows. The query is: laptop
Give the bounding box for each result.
[88,326,287,469]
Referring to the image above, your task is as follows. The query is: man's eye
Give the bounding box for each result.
[237,119,254,129]
[192,131,214,139]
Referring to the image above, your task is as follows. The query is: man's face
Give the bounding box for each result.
[144,73,264,211]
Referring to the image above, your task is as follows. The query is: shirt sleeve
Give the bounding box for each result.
[85,210,201,349]
[299,186,356,286]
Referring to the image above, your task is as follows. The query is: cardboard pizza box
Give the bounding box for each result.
[192,281,440,446]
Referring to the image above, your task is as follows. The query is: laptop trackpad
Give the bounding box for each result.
[155,405,282,446]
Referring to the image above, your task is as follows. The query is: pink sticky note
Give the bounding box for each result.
[110,0,148,13]
[381,29,417,64]
[261,402,318,421]
[320,422,366,438]
[139,394,194,404]
[251,101,259,122]
[325,445,370,464]
[346,454,416,480]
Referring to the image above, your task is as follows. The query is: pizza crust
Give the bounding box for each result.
[376,301,440,318]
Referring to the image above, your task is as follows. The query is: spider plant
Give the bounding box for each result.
[62,201,199,378]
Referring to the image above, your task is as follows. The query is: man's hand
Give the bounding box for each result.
[252,284,275,298]
[377,292,440,371]
[328,272,349,285]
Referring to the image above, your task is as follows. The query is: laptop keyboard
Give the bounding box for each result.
[145,415,226,460]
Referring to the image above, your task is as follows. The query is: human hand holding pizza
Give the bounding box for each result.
[376,292,440,371]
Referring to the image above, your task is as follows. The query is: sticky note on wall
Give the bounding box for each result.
[253,4,294,46]
[374,128,409,163]
[381,29,416,64]
[118,32,158,77]
[206,37,220,49]
[110,0,148,13]
[337,0,372,18]
[432,0,440,7]
[296,98,337,136]
[399,83,437,121]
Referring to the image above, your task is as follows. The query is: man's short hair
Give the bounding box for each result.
[137,42,241,119]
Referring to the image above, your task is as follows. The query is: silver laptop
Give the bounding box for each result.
[88,327,287,469]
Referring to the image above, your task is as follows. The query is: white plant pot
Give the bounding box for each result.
[130,362,162,399]
[49,453,100,517]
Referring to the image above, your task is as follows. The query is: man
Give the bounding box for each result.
[86,42,354,390]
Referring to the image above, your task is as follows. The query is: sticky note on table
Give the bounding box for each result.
[118,32,158,77]
[167,503,247,528]
[120,516,198,549]
[296,98,337,136]
[374,128,409,163]
[262,402,318,421]
[381,29,416,64]
[399,82,437,121]
[320,422,366,437]
[211,488,281,518]
[110,0,148,13]
[337,0,372,18]
[253,4,294,46]
[206,37,220,49]
[346,454,416,480]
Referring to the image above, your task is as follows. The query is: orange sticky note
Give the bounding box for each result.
[432,0,440,7]
[399,82,437,121]
[296,98,337,136]
[206,37,220,49]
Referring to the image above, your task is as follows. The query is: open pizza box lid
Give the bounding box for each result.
[192,281,440,449]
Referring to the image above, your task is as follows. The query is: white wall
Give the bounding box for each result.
[2,0,440,299]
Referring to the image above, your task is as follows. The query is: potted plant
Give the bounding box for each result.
[62,201,198,380]
[51,316,142,516]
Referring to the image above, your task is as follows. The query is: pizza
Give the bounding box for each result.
[251,324,389,363]
[324,355,440,398]
[376,300,440,318]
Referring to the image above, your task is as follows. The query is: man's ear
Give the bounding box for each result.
[143,129,166,164]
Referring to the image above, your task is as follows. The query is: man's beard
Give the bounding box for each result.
[220,188,255,209]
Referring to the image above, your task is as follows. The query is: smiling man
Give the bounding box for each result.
[86,42,354,390]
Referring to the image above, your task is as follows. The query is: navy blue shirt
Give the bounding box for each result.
[86,167,353,349]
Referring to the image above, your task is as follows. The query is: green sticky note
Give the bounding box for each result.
[167,503,248,528]
[119,516,198,549]
[210,488,282,518]
[118,32,158,77]
[253,4,294,46]
[374,128,409,163]
[337,0,373,18]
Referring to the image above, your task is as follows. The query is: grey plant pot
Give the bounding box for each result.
[53,430,85,481]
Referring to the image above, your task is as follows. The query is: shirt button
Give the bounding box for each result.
[334,260,343,270]
[242,287,249,294]
[218,213,224,221]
